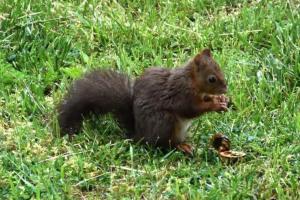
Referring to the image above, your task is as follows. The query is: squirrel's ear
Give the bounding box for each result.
[194,48,212,65]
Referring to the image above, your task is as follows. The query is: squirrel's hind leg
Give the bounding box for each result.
[133,111,176,148]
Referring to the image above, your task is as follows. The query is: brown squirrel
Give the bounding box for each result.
[58,49,228,155]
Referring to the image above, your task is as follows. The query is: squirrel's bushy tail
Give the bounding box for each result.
[58,69,134,136]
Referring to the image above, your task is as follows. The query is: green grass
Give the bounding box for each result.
[0,0,299,199]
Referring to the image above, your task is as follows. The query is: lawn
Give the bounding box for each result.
[0,0,299,199]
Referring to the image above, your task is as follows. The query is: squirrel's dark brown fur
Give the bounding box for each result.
[58,49,228,155]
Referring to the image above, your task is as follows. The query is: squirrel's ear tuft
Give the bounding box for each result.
[200,48,212,57]
[194,48,212,66]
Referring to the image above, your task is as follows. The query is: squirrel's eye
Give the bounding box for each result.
[208,75,217,83]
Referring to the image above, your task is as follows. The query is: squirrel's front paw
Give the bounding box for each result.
[209,95,229,112]
[219,94,230,104]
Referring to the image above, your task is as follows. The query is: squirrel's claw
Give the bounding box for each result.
[176,143,194,156]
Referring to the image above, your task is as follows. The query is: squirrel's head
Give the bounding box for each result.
[190,49,227,95]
